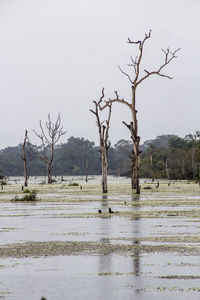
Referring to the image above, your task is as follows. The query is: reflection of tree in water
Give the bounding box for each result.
[134,239,140,277]
[99,194,111,244]
[97,193,142,296]
[131,192,141,291]
[102,194,108,202]
[97,194,113,298]
[99,194,111,220]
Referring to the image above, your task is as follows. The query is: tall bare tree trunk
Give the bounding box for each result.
[132,148,140,193]
[47,165,52,184]
[123,87,141,194]
[21,130,31,187]
[101,148,108,193]
[122,126,140,193]
[24,162,28,187]
[133,87,140,193]
[85,157,88,182]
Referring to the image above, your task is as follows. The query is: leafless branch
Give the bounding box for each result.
[137,47,181,85]
[122,30,180,88]
[123,30,152,86]
[97,88,110,110]
[108,90,132,109]
[127,38,141,46]
[118,65,133,83]
[127,29,152,47]
[105,102,112,150]
[127,56,138,74]
[122,121,131,130]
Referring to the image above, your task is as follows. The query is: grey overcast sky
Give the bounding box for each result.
[0,0,199,148]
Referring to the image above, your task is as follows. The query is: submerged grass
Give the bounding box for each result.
[1,178,200,257]
[128,284,200,293]
[111,235,200,243]
[1,180,200,203]
[11,190,38,202]
[1,240,200,258]
[0,180,200,219]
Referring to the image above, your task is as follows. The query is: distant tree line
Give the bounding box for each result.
[0,134,200,181]
[0,137,129,177]
[140,133,200,181]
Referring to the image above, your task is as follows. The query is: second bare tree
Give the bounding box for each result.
[90,89,112,193]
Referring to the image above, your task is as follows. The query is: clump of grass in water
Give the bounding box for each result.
[143,185,152,190]
[0,180,7,185]
[23,189,31,193]
[12,190,38,201]
[68,182,79,186]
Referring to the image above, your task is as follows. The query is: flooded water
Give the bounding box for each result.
[1,176,200,299]
[2,254,200,300]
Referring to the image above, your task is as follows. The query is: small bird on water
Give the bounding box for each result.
[109,207,114,213]
[98,209,102,214]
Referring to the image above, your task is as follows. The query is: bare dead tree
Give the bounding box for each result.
[30,113,66,184]
[21,129,32,187]
[85,154,88,182]
[106,30,180,193]
[90,88,112,193]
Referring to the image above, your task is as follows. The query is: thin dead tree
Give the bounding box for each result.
[85,154,88,182]
[21,129,32,187]
[90,88,112,193]
[31,113,66,184]
[107,30,180,194]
